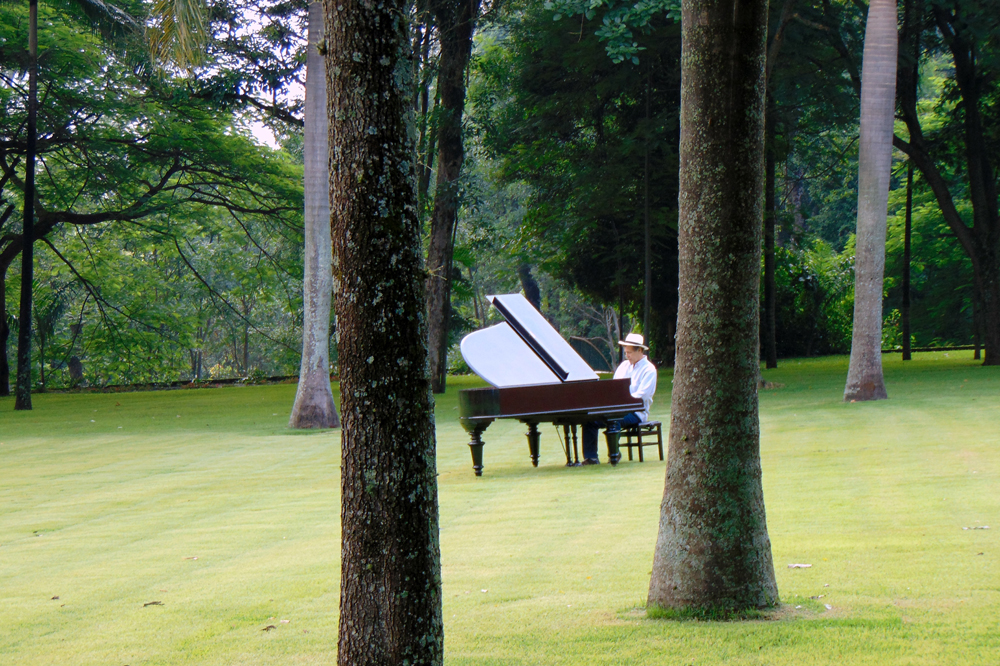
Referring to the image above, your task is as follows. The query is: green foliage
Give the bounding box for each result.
[1,2,306,388]
[767,241,854,358]
[470,6,681,351]
[543,0,680,64]
[883,174,976,348]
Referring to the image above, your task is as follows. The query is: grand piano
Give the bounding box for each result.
[458,294,643,476]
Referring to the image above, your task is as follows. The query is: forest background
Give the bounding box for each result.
[0,0,994,393]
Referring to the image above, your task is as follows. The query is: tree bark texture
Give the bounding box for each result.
[844,0,896,402]
[325,0,443,663]
[15,0,39,411]
[894,1,1000,365]
[648,0,778,613]
[290,0,340,429]
[425,0,481,394]
[763,93,778,369]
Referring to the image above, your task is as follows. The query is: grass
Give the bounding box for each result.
[1,351,998,664]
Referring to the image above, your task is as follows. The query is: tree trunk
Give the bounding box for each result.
[902,162,912,360]
[973,289,982,360]
[15,0,39,411]
[425,0,481,394]
[643,70,652,343]
[290,0,340,429]
[517,263,541,311]
[0,264,9,396]
[648,0,778,613]
[37,337,45,389]
[325,0,443,662]
[763,93,778,369]
[844,0,897,402]
[414,16,435,214]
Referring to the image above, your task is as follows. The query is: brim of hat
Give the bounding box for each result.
[617,340,649,349]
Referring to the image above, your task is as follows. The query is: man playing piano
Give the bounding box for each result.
[581,333,657,464]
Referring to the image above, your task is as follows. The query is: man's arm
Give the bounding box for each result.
[632,361,657,402]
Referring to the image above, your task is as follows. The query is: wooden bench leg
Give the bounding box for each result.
[657,424,664,460]
[637,431,644,462]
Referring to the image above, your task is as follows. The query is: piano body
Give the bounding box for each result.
[458,294,643,476]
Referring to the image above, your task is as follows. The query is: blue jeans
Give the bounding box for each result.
[582,412,642,461]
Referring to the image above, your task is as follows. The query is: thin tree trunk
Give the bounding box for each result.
[15,0,38,411]
[517,263,541,311]
[326,0,443,662]
[648,0,778,613]
[291,0,340,429]
[763,92,778,369]
[0,264,9,396]
[425,0,481,394]
[37,338,45,389]
[643,69,652,343]
[844,0,897,402]
[761,0,795,370]
[902,162,912,360]
[242,327,249,372]
[973,289,982,360]
[415,17,435,214]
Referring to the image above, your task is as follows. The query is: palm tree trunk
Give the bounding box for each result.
[290,0,340,429]
[15,0,39,411]
[648,0,778,613]
[844,0,897,401]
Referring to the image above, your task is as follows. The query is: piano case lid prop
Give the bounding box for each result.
[459,293,599,388]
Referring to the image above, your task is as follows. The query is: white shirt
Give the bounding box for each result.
[613,356,657,422]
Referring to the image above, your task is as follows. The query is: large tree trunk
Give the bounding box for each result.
[424,0,481,394]
[290,0,340,429]
[844,0,897,402]
[325,0,443,663]
[648,0,778,613]
[15,0,39,411]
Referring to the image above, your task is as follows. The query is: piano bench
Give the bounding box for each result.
[620,421,663,462]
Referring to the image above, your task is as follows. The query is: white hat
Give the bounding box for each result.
[617,333,648,350]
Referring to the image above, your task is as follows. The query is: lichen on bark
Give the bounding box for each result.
[647,0,778,614]
[326,0,443,662]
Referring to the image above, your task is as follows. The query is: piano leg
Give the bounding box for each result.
[462,420,492,477]
[604,427,622,466]
[562,425,580,466]
[525,422,541,467]
[571,425,581,465]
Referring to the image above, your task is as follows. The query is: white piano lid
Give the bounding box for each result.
[460,323,561,387]
[462,294,597,386]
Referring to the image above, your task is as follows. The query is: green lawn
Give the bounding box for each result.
[1,352,998,664]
